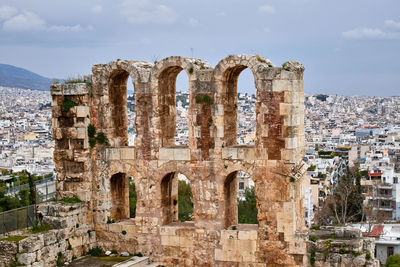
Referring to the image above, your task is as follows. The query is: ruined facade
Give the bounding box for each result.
[51,55,310,266]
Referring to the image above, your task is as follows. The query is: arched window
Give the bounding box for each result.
[158,67,190,147]
[110,172,129,222]
[126,76,136,146]
[222,66,257,147]
[224,171,257,229]
[109,70,136,147]
[161,172,193,225]
[237,69,256,145]
[175,71,189,146]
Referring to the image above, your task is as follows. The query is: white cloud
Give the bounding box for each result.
[91,5,103,14]
[189,18,199,27]
[120,0,176,24]
[384,20,400,31]
[1,7,93,33]
[342,27,399,40]
[0,5,17,20]
[3,10,45,31]
[258,5,275,14]
[49,24,83,32]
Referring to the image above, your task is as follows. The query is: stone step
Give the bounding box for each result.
[112,256,149,267]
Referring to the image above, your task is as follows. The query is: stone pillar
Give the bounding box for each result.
[51,83,92,202]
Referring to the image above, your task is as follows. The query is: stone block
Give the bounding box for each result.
[238,230,257,240]
[120,148,135,160]
[222,147,238,160]
[221,230,238,240]
[174,148,190,161]
[161,235,179,246]
[160,226,176,236]
[17,252,36,265]
[76,128,86,139]
[69,236,83,248]
[43,230,57,246]
[159,148,174,160]
[76,106,89,117]
[215,104,224,116]
[216,126,224,138]
[19,234,44,253]
[272,80,291,92]
[179,236,194,248]
[237,240,257,252]
[107,148,121,161]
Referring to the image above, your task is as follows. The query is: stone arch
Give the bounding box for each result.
[223,169,258,229]
[91,60,151,147]
[152,161,198,186]
[153,162,198,225]
[110,172,129,222]
[152,56,212,147]
[214,55,273,147]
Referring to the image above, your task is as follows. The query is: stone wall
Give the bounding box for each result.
[308,226,380,267]
[0,202,95,267]
[51,55,310,266]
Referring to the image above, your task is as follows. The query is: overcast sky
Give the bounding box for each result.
[0,0,399,96]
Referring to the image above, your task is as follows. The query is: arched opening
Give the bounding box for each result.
[158,67,190,147]
[224,171,258,229]
[237,69,256,145]
[127,76,136,146]
[109,70,136,147]
[161,172,193,225]
[110,172,129,222]
[175,71,189,146]
[222,66,256,147]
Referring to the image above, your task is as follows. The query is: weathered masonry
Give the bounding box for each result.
[51,55,310,266]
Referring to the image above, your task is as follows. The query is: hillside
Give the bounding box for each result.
[0,64,52,91]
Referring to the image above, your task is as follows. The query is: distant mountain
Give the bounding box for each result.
[0,64,53,91]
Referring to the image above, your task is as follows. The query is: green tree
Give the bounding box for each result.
[129,181,137,218]
[178,180,193,222]
[386,254,400,267]
[28,172,36,206]
[238,187,258,224]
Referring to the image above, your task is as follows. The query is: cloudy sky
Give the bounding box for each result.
[0,0,399,96]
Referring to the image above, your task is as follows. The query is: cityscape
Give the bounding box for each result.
[2,84,400,264]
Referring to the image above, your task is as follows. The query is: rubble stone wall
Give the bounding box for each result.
[51,55,310,266]
[308,226,380,267]
[0,203,96,267]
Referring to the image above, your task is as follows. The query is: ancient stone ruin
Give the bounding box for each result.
[45,54,345,267]
[50,55,308,266]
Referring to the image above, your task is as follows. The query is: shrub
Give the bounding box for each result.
[60,99,77,113]
[56,252,64,267]
[134,252,143,257]
[96,132,109,145]
[121,230,127,235]
[309,236,317,242]
[366,252,371,260]
[88,246,104,257]
[88,124,96,138]
[385,254,400,266]
[111,249,118,254]
[58,195,82,204]
[310,249,316,265]
[29,223,52,234]
[0,235,27,242]
[310,225,320,230]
